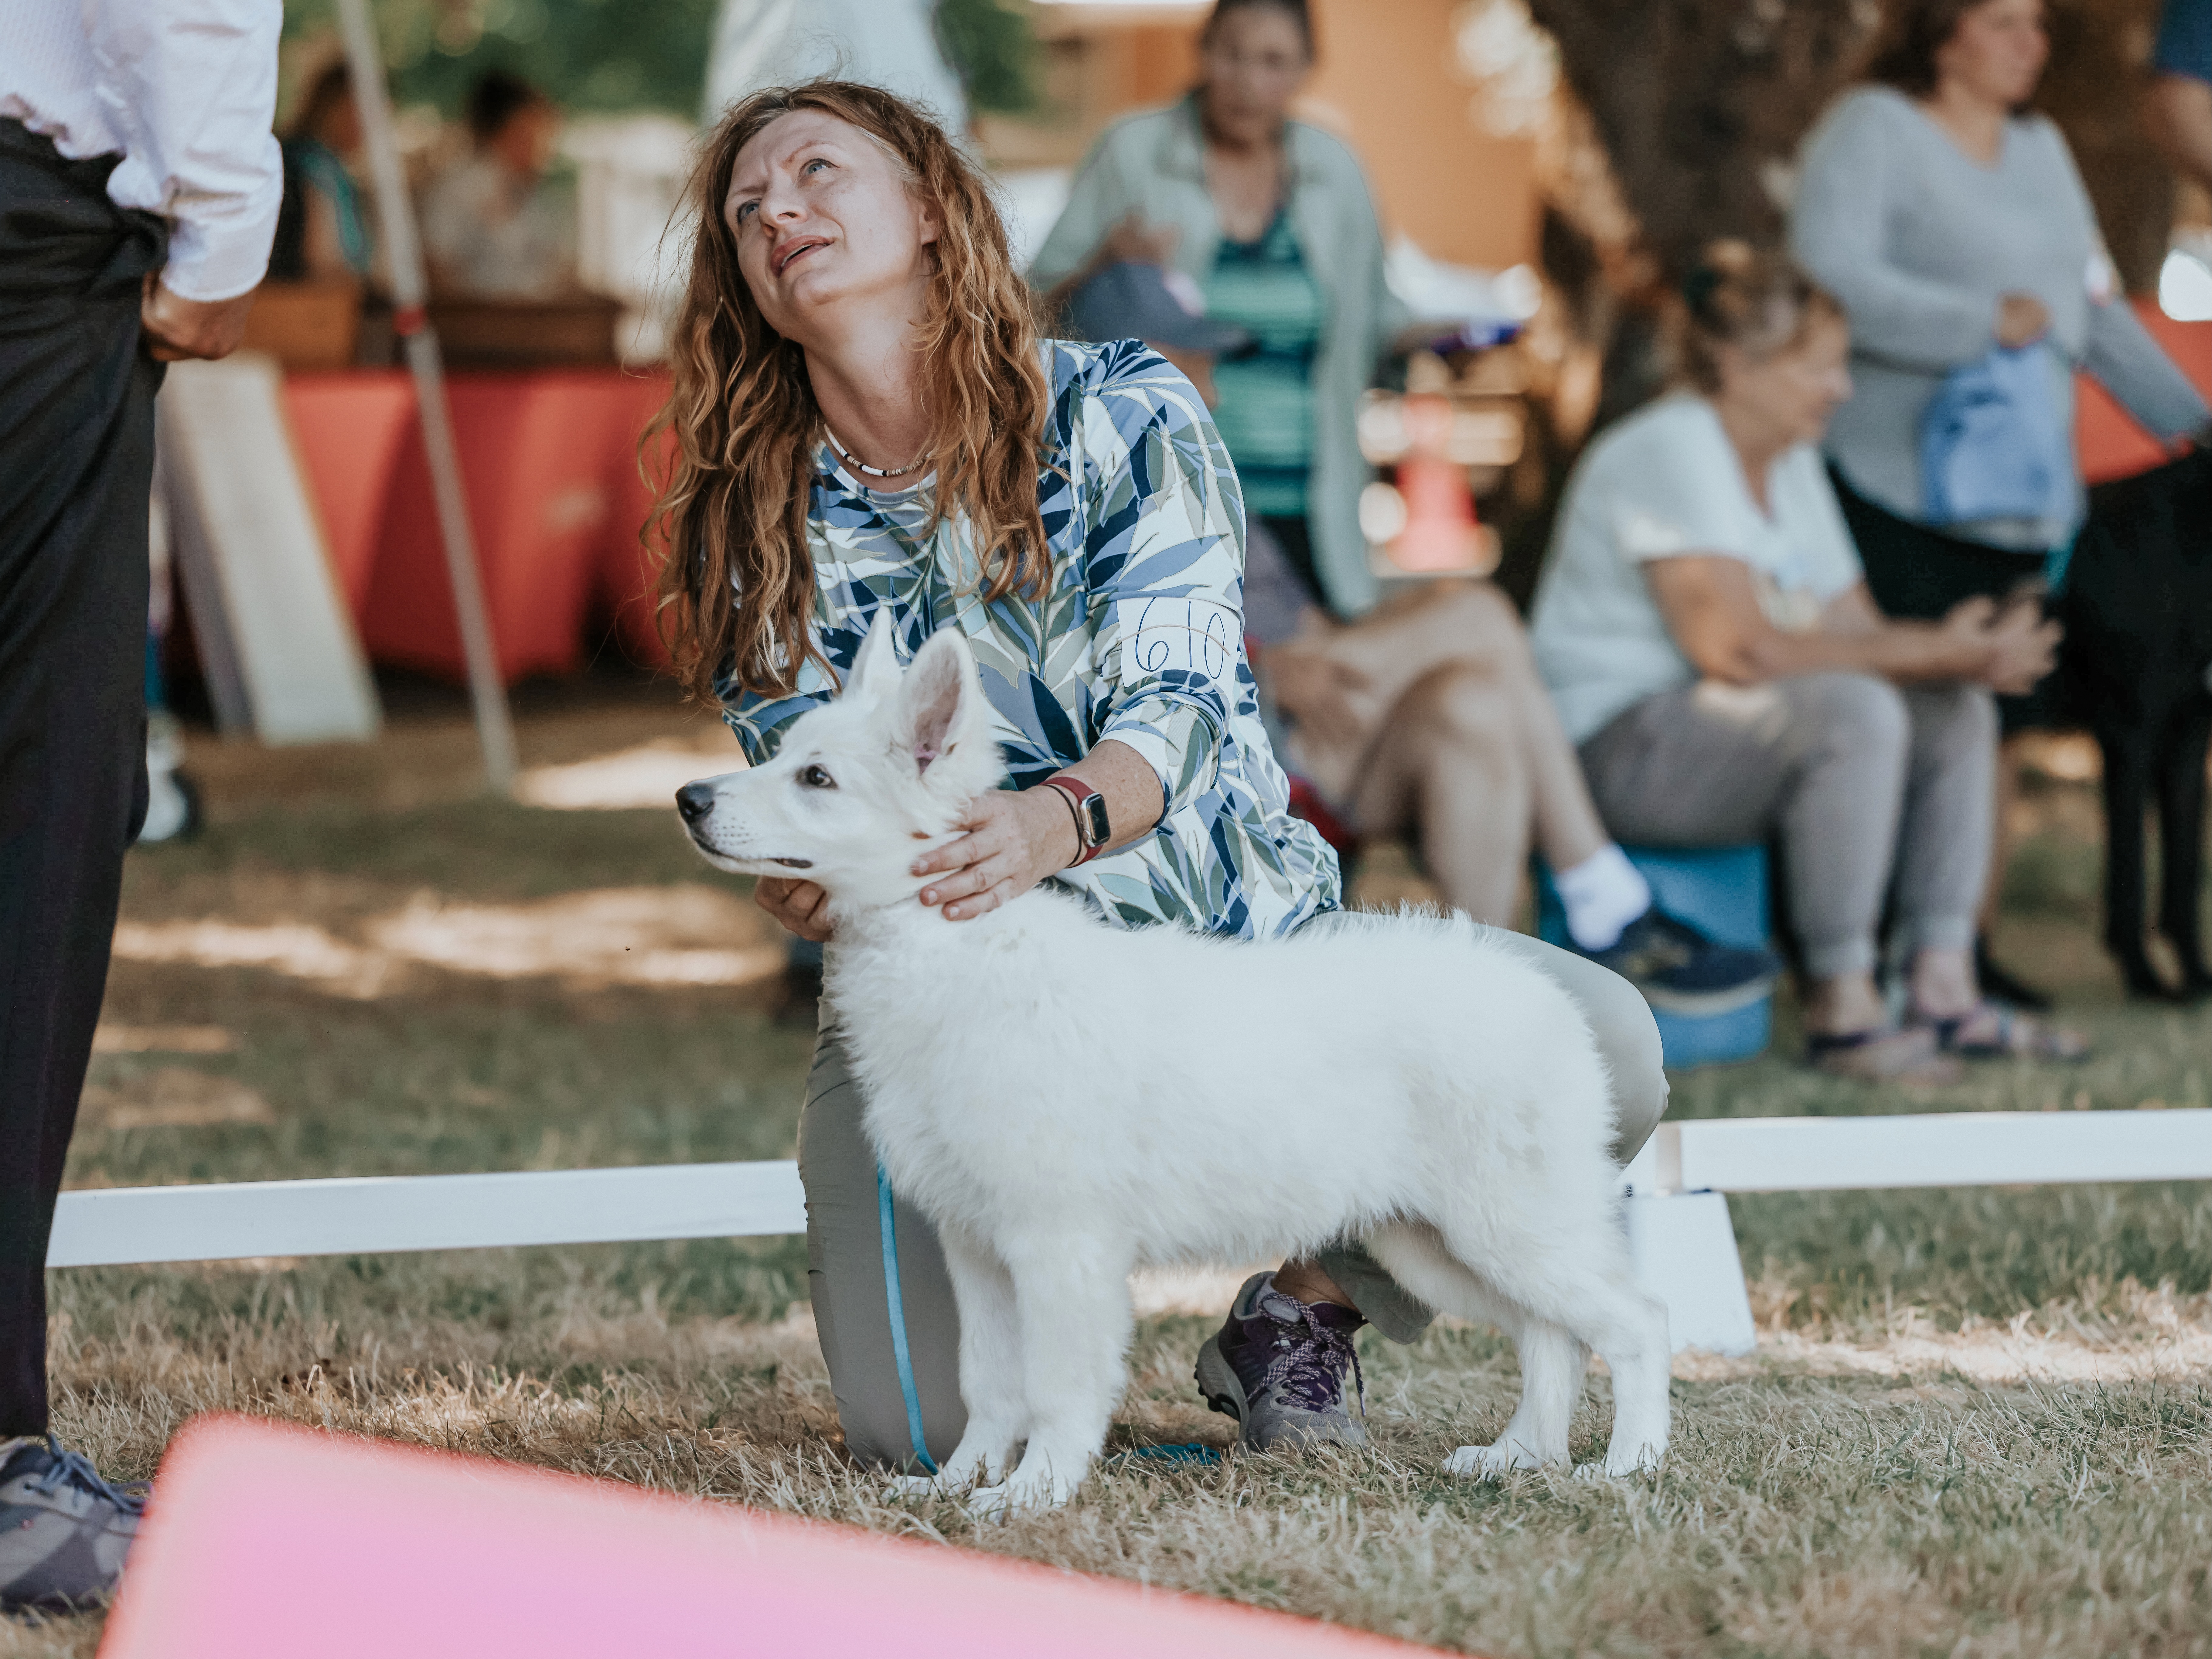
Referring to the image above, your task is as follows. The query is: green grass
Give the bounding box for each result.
[12,712,2212,1656]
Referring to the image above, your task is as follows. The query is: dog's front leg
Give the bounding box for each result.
[919,1225,1028,1493]
[967,1235,1133,1520]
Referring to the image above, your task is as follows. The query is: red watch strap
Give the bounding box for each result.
[1043,777,1106,865]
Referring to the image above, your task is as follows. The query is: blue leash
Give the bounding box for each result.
[875,1163,937,1475]
[874,1167,1219,1481]
[1111,1443,1222,1467]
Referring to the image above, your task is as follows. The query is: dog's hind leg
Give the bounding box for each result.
[1446,1315,1585,1478]
[966,1233,1136,1519]
[1427,1202,1671,1480]
[894,1224,1027,1496]
[1366,1227,1582,1476]
[2155,698,2212,994]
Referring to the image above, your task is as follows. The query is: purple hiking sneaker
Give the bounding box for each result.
[1193,1272,1368,1451]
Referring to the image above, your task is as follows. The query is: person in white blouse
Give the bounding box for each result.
[1530,244,2077,1081]
[0,0,280,1609]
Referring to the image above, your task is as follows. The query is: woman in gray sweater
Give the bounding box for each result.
[1787,0,2207,1002]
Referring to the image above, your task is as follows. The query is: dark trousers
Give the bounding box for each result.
[1829,463,2062,735]
[0,120,165,1435]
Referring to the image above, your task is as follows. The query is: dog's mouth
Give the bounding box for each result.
[681,827,813,870]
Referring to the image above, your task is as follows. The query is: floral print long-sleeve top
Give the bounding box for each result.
[721,338,1341,940]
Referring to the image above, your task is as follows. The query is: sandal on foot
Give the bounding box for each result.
[1805,1025,1962,1084]
[1915,1003,2089,1063]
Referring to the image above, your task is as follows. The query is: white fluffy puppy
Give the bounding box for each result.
[681,616,1670,1514]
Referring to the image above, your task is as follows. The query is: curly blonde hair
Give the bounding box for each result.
[650,80,1052,700]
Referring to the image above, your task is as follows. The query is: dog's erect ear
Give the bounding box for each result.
[897,630,996,788]
[844,611,902,705]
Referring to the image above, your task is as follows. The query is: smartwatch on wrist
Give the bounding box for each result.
[1043,776,1111,866]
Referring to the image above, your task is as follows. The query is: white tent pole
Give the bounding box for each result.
[334,0,519,793]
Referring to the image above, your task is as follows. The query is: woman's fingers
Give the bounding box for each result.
[914,785,1067,919]
[1943,594,1998,631]
[754,875,833,942]
[920,849,1010,907]
[912,832,981,878]
[913,792,1020,876]
[942,874,1020,922]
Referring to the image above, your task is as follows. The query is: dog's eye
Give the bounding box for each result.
[799,763,836,790]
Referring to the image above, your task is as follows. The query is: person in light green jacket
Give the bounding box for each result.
[1030,0,1412,622]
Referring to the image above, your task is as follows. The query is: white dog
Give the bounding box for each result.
[681,616,1670,1514]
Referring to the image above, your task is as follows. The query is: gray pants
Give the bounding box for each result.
[1578,674,1996,981]
[797,928,1669,1470]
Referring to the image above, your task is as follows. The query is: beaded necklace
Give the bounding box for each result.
[824,425,932,481]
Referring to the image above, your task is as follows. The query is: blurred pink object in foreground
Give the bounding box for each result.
[101,1415,1443,1659]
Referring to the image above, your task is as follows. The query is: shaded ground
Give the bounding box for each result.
[11,708,2212,1657]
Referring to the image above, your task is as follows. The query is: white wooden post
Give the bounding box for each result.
[1621,1127,1757,1356]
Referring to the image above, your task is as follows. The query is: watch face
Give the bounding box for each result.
[1080,793,1111,847]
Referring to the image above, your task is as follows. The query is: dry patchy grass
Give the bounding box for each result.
[10,709,2212,1656]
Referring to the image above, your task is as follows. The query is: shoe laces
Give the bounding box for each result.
[29,1441,146,1517]
[1256,1293,1366,1419]
[1622,912,1696,971]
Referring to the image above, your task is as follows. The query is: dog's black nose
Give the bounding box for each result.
[676,782,717,823]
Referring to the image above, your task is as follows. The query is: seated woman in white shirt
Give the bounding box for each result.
[1529,242,2079,1077]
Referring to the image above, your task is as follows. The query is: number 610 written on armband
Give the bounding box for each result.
[1116,596,1237,682]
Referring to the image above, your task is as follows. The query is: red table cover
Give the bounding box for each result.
[282,370,417,614]
[361,372,634,683]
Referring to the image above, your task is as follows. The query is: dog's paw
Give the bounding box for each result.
[965,1472,1077,1521]
[1599,1440,1665,1480]
[964,1480,1017,1523]
[884,1474,951,1501]
[1443,1441,1546,1480]
[1574,1446,1662,1484]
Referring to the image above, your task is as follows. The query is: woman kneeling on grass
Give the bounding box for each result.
[651,79,1668,1470]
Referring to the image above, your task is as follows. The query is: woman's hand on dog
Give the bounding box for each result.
[755,875,835,942]
[912,788,1081,923]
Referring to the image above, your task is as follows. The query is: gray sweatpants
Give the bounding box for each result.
[796,927,1669,1470]
[1578,673,1996,980]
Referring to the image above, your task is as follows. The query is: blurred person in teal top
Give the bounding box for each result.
[269,61,373,284]
[1205,199,1324,525]
[1032,0,1415,621]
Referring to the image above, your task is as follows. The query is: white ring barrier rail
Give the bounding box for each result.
[46,1162,807,1269]
[1628,1109,2212,1196]
[47,1111,2212,1360]
[1618,1108,2212,1358]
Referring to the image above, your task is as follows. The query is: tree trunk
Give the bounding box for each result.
[1527,0,2174,290]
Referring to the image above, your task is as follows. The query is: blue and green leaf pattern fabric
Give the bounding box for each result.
[720,338,1341,940]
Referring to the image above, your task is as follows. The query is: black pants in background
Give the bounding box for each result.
[0,120,165,1436]
[1829,463,2063,735]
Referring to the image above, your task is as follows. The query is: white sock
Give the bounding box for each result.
[1556,845,1652,952]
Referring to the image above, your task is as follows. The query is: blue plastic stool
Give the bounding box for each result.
[1535,844,1773,1069]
